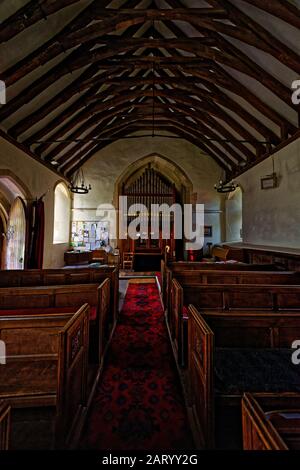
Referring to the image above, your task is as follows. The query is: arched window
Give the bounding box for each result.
[53,182,70,244]
[6,197,26,270]
[226,187,243,242]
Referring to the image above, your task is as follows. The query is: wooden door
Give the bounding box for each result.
[5,197,26,270]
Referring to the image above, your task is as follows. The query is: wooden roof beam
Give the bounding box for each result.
[165,0,297,108]
[162,19,297,138]
[0,0,141,87]
[205,0,300,75]
[31,88,266,156]
[243,0,300,31]
[0,0,84,44]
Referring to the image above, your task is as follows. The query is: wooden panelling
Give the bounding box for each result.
[242,393,295,450]
[0,305,89,449]
[188,306,300,449]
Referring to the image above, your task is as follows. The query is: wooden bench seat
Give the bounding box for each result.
[242,393,300,450]
[170,280,300,367]
[0,305,89,449]
[161,259,297,314]
[188,306,300,449]
[0,281,111,366]
[0,267,119,325]
[0,306,98,320]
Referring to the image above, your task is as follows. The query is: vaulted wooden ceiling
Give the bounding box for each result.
[0,0,299,181]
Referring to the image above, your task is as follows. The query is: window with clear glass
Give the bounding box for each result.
[53,183,70,244]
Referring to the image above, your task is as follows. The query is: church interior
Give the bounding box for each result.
[0,0,300,455]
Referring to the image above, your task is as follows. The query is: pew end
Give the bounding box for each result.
[0,305,90,450]
[242,393,300,450]
[188,305,214,449]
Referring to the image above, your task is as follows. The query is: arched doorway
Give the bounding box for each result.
[0,170,32,270]
[114,154,193,269]
[6,197,26,269]
[225,186,243,242]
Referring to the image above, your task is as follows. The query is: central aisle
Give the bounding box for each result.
[82,280,194,450]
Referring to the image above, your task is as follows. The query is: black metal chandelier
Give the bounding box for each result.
[69,168,92,194]
[214,180,239,193]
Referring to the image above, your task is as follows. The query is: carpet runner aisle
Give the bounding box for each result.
[81,281,194,450]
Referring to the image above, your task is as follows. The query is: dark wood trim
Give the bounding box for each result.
[0,129,70,181]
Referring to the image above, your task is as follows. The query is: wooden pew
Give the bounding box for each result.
[242,393,300,450]
[0,267,119,325]
[167,268,300,332]
[0,305,89,449]
[0,401,11,450]
[188,306,300,449]
[206,245,245,263]
[161,260,287,312]
[0,282,112,368]
[174,270,300,286]
[171,280,300,367]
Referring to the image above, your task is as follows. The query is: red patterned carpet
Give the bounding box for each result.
[81,282,194,450]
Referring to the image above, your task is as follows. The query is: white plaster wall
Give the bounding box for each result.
[72,136,224,249]
[0,137,69,268]
[225,188,243,242]
[236,137,300,249]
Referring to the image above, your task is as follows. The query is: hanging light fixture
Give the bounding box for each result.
[214,180,239,193]
[69,168,92,194]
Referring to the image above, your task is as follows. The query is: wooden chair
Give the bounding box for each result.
[123,252,134,270]
[91,249,108,264]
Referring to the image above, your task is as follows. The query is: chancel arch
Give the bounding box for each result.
[114,154,193,270]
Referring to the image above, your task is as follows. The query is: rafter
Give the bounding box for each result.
[0,0,298,178]
[0,0,112,87]
[242,0,300,30]
[162,19,297,137]
[26,88,267,156]
[0,0,83,43]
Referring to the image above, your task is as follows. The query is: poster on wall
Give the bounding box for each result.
[71,221,110,250]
